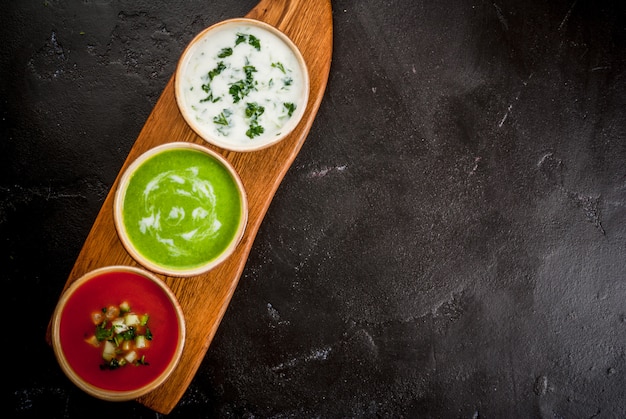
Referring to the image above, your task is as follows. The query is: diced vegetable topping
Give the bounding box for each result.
[83,301,153,370]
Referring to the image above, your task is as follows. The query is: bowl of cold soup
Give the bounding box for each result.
[114,142,247,277]
[50,265,185,401]
[174,18,309,152]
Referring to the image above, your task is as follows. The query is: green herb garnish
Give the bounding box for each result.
[283,102,296,117]
[244,65,257,82]
[95,322,112,341]
[208,61,226,81]
[213,109,232,126]
[200,92,220,103]
[119,327,136,341]
[235,33,247,46]
[199,61,226,103]
[246,123,264,139]
[245,102,265,139]
[272,62,286,73]
[245,102,265,119]
[228,81,246,103]
[234,33,261,50]
[228,65,257,103]
[217,47,233,58]
[248,34,261,50]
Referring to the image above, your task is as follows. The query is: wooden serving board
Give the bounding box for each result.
[46,0,333,414]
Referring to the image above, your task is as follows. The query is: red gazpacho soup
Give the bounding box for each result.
[52,266,184,398]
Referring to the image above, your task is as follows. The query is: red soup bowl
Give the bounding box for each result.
[51,266,185,401]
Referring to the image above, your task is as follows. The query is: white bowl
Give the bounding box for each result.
[175,18,309,152]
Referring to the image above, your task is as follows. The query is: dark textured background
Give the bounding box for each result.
[4,0,625,417]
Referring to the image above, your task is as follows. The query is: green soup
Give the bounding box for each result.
[120,146,243,272]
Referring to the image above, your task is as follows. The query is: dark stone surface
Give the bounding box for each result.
[4,0,625,417]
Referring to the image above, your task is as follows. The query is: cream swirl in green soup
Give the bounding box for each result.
[119,146,244,273]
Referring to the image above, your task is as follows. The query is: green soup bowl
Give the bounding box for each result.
[114,142,248,277]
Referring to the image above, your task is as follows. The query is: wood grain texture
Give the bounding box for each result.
[46,0,332,414]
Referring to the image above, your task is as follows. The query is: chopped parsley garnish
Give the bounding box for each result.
[200,91,220,103]
[228,65,257,103]
[245,102,265,139]
[95,322,112,341]
[213,109,232,126]
[235,33,247,46]
[217,47,233,58]
[235,33,261,50]
[228,81,246,103]
[213,109,233,136]
[245,102,265,119]
[246,123,264,139]
[284,102,296,117]
[272,62,286,74]
[248,34,261,50]
[244,65,257,82]
[198,61,227,103]
[118,327,136,341]
[208,61,226,81]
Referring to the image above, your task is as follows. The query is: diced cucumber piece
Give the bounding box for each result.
[124,350,138,364]
[135,335,147,349]
[119,301,131,314]
[102,340,116,361]
[124,313,140,327]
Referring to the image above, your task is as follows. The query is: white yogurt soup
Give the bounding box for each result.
[175,19,309,151]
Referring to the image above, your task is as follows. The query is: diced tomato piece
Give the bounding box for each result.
[104,305,120,320]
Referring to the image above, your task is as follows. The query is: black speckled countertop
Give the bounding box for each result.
[4,0,625,417]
